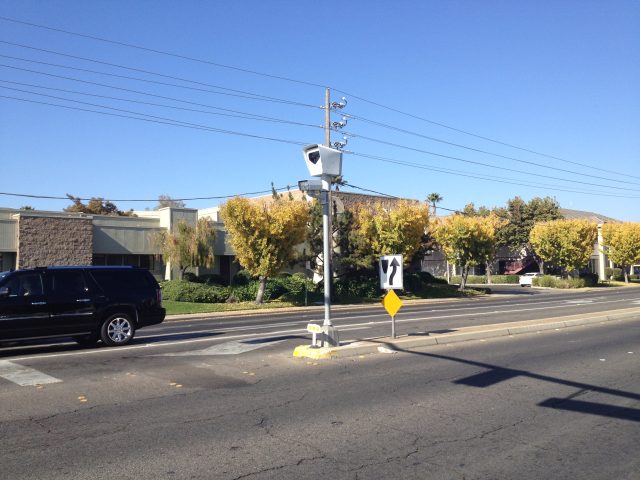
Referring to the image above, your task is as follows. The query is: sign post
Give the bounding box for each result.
[379,255,404,338]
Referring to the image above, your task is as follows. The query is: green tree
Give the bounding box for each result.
[219,196,310,304]
[154,218,216,279]
[602,223,640,283]
[64,194,135,216]
[432,214,504,291]
[529,219,597,277]
[496,196,562,272]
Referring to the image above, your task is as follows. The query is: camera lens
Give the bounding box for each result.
[308,151,320,164]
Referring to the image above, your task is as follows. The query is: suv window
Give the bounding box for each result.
[49,270,88,296]
[1,273,44,297]
[89,269,153,292]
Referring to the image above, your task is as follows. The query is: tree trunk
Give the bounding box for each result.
[459,265,469,292]
[486,261,492,285]
[624,267,629,284]
[255,276,267,304]
[537,259,545,274]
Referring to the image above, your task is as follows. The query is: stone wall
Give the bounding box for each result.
[17,215,93,268]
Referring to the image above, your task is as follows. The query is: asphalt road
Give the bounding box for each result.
[1,309,638,479]
[6,284,639,360]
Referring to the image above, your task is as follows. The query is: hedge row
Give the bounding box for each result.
[449,275,520,285]
[161,273,314,304]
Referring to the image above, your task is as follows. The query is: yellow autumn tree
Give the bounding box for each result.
[432,214,504,291]
[602,222,640,283]
[219,196,310,303]
[349,201,429,268]
[529,219,597,277]
[154,218,216,279]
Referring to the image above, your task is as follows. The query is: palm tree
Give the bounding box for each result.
[426,192,443,216]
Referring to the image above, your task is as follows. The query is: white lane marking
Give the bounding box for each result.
[9,299,640,363]
[565,299,594,304]
[149,296,639,332]
[157,339,286,356]
[0,360,62,386]
[138,297,631,341]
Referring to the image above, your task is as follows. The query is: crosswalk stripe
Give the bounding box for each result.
[0,360,62,386]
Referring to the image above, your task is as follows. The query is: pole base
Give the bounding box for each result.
[322,325,340,347]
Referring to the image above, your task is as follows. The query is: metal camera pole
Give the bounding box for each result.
[321,174,335,343]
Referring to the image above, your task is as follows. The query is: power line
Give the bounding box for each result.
[5,85,638,197]
[341,112,640,182]
[0,64,320,121]
[340,131,640,193]
[5,43,633,184]
[2,14,632,180]
[335,89,639,180]
[0,16,328,89]
[346,150,640,199]
[0,41,324,108]
[0,54,321,108]
[0,80,324,129]
[0,95,310,147]
[0,186,295,203]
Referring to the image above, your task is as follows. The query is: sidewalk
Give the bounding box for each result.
[293,306,640,359]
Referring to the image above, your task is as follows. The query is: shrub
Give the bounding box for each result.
[198,274,229,286]
[532,276,586,289]
[231,270,252,286]
[449,275,519,284]
[334,275,381,299]
[490,275,520,284]
[579,272,599,287]
[161,280,230,303]
[182,272,199,283]
[605,267,623,280]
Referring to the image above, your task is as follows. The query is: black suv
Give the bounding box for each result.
[0,266,165,347]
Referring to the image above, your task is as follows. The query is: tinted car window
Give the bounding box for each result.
[0,273,44,297]
[89,269,153,292]
[49,270,88,296]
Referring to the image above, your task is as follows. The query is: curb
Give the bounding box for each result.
[291,307,640,360]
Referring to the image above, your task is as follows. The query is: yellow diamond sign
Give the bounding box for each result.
[382,289,403,317]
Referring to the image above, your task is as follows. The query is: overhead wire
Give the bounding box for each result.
[0,54,321,108]
[345,150,640,199]
[1,15,631,181]
[0,15,329,89]
[338,130,640,193]
[0,80,325,129]
[340,112,640,182]
[0,64,319,122]
[0,95,310,147]
[0,41,324,108]
[4,86,638,198]
[0,186,295,202]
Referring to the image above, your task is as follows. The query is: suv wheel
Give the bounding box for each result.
[100,313,136,346]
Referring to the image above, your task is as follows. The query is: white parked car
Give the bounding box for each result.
[519,272,543,287]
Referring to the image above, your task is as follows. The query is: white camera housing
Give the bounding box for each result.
[303,144,343,178]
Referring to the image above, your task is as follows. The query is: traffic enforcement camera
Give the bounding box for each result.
[303,144,343,178]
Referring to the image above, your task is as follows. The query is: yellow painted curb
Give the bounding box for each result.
[293,345,337,359]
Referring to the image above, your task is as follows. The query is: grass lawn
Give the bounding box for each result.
[164,300,298,316]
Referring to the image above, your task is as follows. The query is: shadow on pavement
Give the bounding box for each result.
[369,339,640,423]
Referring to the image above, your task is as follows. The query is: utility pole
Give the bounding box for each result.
[321,87,335,345]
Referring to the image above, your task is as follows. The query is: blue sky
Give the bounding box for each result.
[1,1,638,220]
